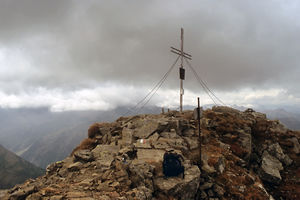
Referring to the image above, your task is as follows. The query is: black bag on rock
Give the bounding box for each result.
[163,152,184,178]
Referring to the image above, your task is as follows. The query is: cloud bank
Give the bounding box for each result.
[0,0,299,111]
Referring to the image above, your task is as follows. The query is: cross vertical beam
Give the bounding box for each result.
[170,28,191,112]
[180,28,184,112]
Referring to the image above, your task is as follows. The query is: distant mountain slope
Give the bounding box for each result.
[263,108,300,130]
[0,144,44,189]
[0,106,161,168]
[0,108,118,168]
[232,105,300,131]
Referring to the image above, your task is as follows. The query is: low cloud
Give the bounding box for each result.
[0,85,298,112]
[0,0,299,110]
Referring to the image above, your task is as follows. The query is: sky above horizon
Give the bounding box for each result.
[0,0,299,112]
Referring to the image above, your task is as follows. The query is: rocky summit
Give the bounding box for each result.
[1,106,299,200]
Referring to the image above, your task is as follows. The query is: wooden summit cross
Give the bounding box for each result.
[170,28,192,112]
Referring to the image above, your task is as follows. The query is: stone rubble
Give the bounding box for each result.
[1,106,299,199]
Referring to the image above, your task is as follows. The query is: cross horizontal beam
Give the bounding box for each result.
[171,49,192,60]
[170,47,192,58]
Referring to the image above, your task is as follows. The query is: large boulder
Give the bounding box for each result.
[288,137,300,154]
[120,128,134,146]
[73,149,94,162]
[268,143,293,166]
[212,106,241,115]
[133,119,160,139]
[237,129,252,161]
[154,165,201,199]
[92,145,119,169]
[135,149,165,164]
[269,121,288,134]
[128,163,154,191]
[259,151,283,184]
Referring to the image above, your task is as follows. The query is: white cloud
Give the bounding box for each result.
[0,85,298,112]
[0,0,299,110]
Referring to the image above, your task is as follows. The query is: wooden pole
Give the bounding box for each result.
[170,29,191,113]
[180,28,184,112]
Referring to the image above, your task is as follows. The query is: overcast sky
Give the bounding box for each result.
[0,0,299,112]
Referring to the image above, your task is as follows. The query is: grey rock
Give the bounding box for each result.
[67,162,82,171]
[99,125,112,136]
[213,184,225,197]
[269,121,287,134]
[183,137,199,150]
[0,190,8,199]
[66,191,93,199]
[250,111,267,119]
[148,132,159,142]
[212,106,241,115]
[46,161,63,175]
[160,131,178,139]
[259,151,283,184]
[73,149,94,162]
[154,165,200,200]
[98,195,111,200]
[133,119,160,139]
[49,195,64,200]
[200,182,213,190]
[283,155,293,166]
[182,128,195,137]
[219,141,231,150]
[26,193,42,200]
[215,156,225,174]
[120,128,134,146]
[152,137,171,149]
[135,149,165,163]
[201,153,216,174]
[127,186,152,200]
[288,137,300,154]
[200,191,207,199]
[238,185,246,193]
[10,186,37,200]
[208,189,214,197]
[268,143,292,166]
[92,145,119,169]
[237,129,252,160]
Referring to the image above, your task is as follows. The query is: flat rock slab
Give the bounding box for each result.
[66,191,93,199]
[259,151,283,184]
[154,165,200,199]
[10,185,37,200]
[268,143,292,165]
[121,128,133,146]
[289,137,300,154]
[74,149,94,162]
[133,119,159,139]
[92,145,120,168]
[67,162,82,171]
[136,149,165,163]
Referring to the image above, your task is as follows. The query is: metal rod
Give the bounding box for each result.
[197,97,202,170]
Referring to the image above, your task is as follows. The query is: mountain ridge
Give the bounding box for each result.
[0,144,44,189]
[0,106,298,170]
[1,106,299,199]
